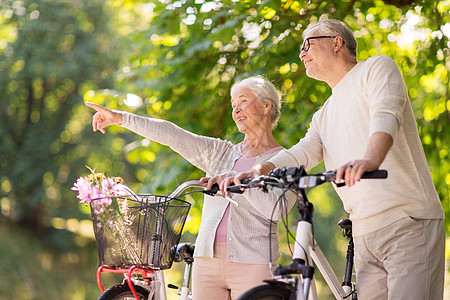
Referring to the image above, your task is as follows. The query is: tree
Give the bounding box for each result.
[0,0,122,233]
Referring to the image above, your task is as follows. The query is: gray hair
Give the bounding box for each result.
[303,19,357,58]
[231,75,282,127]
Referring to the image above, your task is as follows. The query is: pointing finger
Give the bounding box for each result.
[85,101,107,113]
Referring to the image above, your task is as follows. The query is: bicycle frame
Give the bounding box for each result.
[289,219,354,300]
[311,241,354,298]
[96,266,166,300]
[275,183,357,300]
[291,172,358,300]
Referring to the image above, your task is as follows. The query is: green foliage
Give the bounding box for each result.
[0,0,125,235]
[0,0,448,298]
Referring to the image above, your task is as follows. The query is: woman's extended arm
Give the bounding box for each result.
[85,101,234,173]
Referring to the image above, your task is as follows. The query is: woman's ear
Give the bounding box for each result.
[264,103,272,115]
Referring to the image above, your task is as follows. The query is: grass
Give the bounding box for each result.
[0,222,102,299]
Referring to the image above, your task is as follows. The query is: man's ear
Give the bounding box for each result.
[334,36,345,52]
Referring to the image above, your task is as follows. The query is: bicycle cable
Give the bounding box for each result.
[267,180,313,274]
[270,179,314,268]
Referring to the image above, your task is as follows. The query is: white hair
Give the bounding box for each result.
[303,19,357,58]
[231,75,282,127]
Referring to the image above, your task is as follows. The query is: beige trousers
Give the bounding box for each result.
[192,243,272,300]
[354,217,445,300]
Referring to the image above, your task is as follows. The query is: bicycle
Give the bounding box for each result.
[226,165,387,300]
[90,180,226,300]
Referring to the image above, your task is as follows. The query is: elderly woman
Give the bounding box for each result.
[85,75,295,299]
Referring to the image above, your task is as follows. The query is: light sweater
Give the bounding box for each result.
[269,55,444,236]
[122,113,295,263]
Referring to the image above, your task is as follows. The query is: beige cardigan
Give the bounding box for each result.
[122,112,295,264]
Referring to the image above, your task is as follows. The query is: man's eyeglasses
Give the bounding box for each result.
[301,36,340,53]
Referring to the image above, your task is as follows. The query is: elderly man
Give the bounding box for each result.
[226,19,445,299]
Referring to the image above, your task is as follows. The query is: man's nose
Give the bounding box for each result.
[299,49,306,62]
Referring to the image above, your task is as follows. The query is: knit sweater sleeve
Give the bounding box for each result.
[121,112,233,173]
[365,55,408,139]
[268,113,324,171]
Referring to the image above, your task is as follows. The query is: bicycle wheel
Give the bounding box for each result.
[96,283,152,300]
[238,283,293,300]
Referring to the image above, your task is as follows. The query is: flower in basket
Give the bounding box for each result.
[73,167,143,266]
[72,166,133,226]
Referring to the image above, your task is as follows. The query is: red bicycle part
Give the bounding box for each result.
[97,265,156,299]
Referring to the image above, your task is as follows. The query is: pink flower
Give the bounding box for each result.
[102,178,117,196]
[107,220,115,228]
[113,183,128,195]
[71,177,93,203]
[73,168,130,222]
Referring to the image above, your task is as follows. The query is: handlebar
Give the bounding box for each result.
[298,169,387,188]
[226,166,388,193]
[166,180,242,205]
[168,180,220,198]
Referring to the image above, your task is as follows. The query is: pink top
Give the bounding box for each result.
[214,144,283,243]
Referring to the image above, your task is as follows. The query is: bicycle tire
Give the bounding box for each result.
[96,283,152,300]
[238,283,292,300]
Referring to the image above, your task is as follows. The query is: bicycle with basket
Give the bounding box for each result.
[89,180,222,300]
[227,165,388,300]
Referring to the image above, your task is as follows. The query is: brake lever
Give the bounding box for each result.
[203,183,239,205]
[203,183,220,196]
[226,184,247,194]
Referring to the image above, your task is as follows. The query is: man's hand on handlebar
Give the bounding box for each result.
[336,159,380,187]
[337,132,392,186]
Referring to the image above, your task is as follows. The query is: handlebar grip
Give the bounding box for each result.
[210,183,220,193]
[361,170,388,179]
[335,169,388,187]
[226,185,244,194]
[203,183,220,196]
[225,178,252,194]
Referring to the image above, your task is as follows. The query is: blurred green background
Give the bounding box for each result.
[0,0,448,299]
